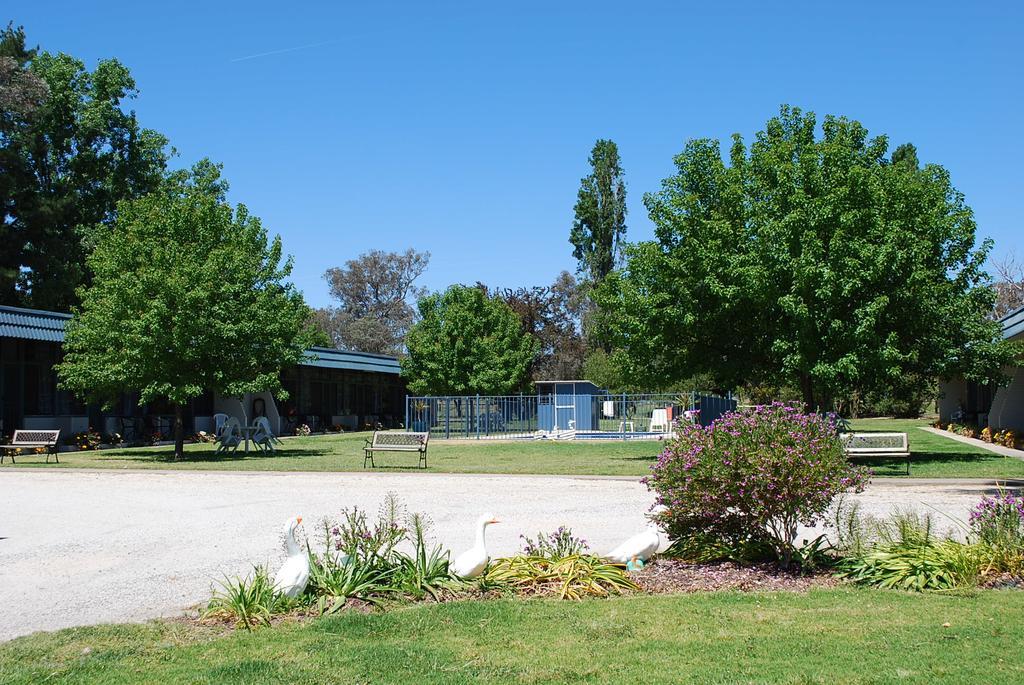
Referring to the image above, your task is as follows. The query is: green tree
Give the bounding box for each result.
[57,161,322,458]
[0,23,169,310]
[402,285,538,395]
[482,271,588,382]
[315,248,430,354]
[570,139,627,285]
[598,105,1015,411]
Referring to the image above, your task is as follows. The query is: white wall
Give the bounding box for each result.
[989,366,1024,432]
[23,415,88,435]
[213,391,281,434]
[937,379,964,423]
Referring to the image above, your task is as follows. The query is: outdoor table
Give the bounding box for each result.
[239,424,259,453]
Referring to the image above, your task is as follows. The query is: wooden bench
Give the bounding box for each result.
[842,432,910,475]
[0,429,61,464]
[363,431,429,469]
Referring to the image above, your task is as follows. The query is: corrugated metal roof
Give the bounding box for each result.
[0,305,70,342]
[0,305,402,374]
[1001,304,1024,342]
[302,347,401,375]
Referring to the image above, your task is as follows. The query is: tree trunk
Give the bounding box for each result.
[173,403,185,460]
[799,373,815,412]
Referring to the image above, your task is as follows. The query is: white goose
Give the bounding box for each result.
[272,516,310,598]
[605,520,662,565]
[451,513,500,579]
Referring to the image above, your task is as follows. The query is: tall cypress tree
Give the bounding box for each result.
[570,139,627,285]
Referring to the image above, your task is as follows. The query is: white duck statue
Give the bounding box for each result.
[451,513,499,579]
[605,520,661,566]
[273,515,310,598]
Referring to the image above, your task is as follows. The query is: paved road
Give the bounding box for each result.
[0,470,1018,641]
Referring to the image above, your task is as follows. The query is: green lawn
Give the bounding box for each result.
[2,590,1023,684]
[2,432,661,476]
[4,419,1022,478]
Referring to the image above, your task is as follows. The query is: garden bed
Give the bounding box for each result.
[633,558,842,594]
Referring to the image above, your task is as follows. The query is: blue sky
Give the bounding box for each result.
[13,1,1023,308]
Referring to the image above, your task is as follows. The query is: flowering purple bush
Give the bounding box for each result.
[969,491,1024,549]
[646,403,869,567]
[520,526,589,559]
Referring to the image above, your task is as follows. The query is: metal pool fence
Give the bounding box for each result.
[404,392,736,440]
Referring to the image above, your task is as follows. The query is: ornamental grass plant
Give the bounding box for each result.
[484,553,639,599]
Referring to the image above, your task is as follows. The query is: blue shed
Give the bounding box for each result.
[535,380,605,431]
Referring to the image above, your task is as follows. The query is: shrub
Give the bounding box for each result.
[204,565,290,629]
[980,426,993,443]
[945,422,980,439]
[69,429,102,450]
[646,403,868,568]
[664,532,775,565]
[307,494,456,610]
[322,495,407,564]
[392,513,453,600]
[836,511,983,590]
[295,424,311,436]
[970,491,1024,575]
[307,556,394,614]
[992,430,1019,450]
[520,527,589,558]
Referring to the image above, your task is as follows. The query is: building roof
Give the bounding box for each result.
[303,347,401,375]
[1000,304,1024,342]
[535,380,599,385]
[0,304,401,375]
[0,305,71,342]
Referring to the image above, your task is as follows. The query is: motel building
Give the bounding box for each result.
[938,304,1024,433]
[0,304,406,442]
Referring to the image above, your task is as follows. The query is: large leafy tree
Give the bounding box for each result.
[314,248,429,354]
[0,23,169,310]
[598,106,1014,411]
[483,271,588,381]
[570,139,627,285]
[402,285,538,395]
[57,162,322,458]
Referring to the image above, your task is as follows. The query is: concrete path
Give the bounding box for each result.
[0,470,1020,642]
[919,426,1024,459]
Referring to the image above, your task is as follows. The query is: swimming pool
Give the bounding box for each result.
[574,431,666,440]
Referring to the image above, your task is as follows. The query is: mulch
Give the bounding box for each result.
[632,558,843,594]
[979,573,1024,590]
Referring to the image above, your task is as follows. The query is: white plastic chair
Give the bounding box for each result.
[215,417,242,454]
[213,413,229,437]
[250,416,277,453]
[649,408,670,433]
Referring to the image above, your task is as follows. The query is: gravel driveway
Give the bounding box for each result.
[0,470,1016,642]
